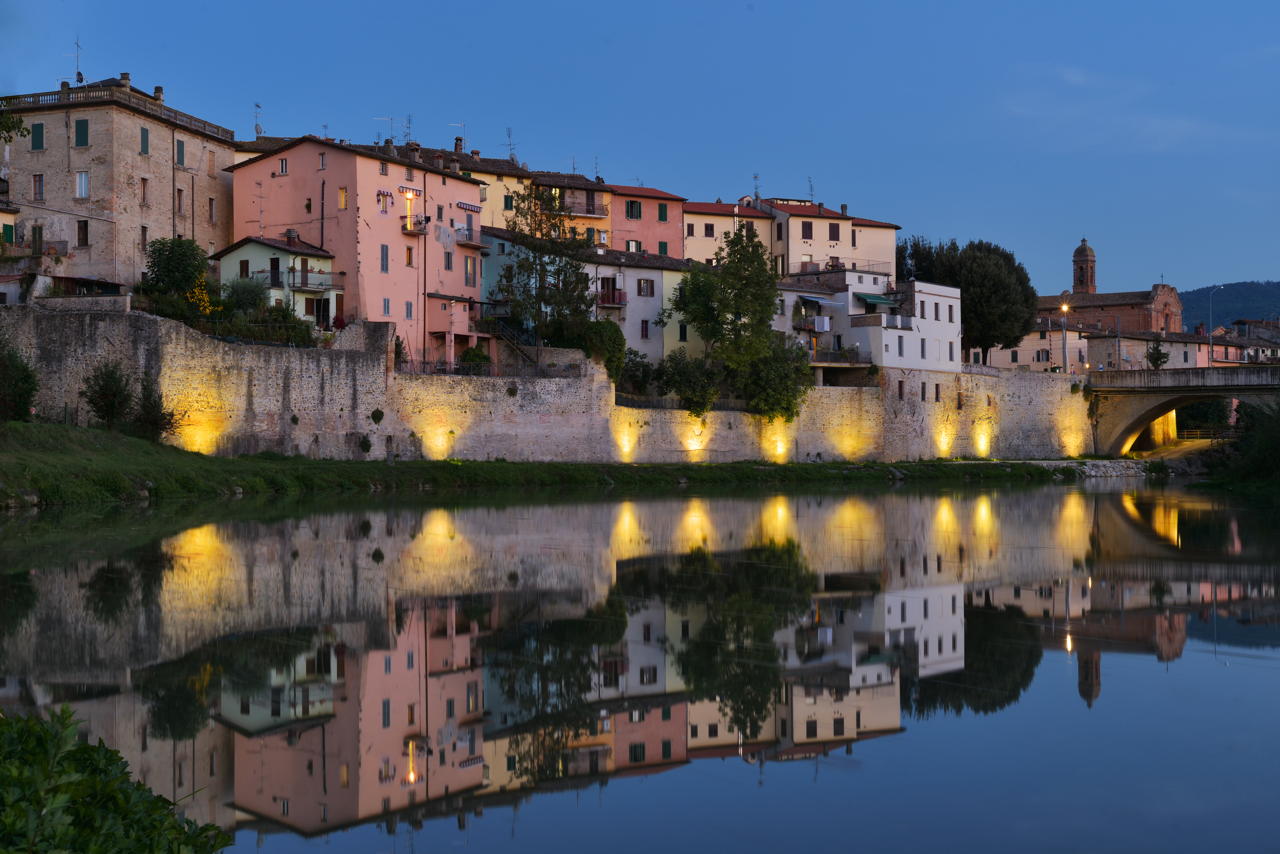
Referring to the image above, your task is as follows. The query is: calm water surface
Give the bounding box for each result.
[2,483,1278,853]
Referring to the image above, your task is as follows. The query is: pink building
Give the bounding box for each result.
[228,137,492,364]
[611,698,688,772]
[607,185,686,258]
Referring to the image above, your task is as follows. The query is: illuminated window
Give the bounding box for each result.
[338,187,348,209]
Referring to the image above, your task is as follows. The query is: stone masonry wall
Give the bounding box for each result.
[0,305,1093,462]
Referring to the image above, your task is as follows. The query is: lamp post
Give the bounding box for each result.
[1059,303,1070,374]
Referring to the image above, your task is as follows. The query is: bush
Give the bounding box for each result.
[130,375,180,442]
[0,339,37,421]
[141,238,209,297]
[370,408,385,424]
[732,338,815,421]
[0,707,228,852]
[657,348,722,417]
[620,348,655,395]
[567,319,626,381]
[221,277,269,314]
[81,362,134,429]
[459,345,491,364]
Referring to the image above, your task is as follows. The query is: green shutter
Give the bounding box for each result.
[2,224,13,244]
[658,241,668,256]
[176,140,185,165]
[30,123,44,151]
[657,202,667,222]
[503,194,514,211]
[140,127,149,154]
[74,119,88,147]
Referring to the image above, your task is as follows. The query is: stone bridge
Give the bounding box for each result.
[1088,366,1280,455]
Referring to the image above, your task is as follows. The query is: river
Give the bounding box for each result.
[2,482,1277,852]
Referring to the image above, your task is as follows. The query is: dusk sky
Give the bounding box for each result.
[6,0,1277,295]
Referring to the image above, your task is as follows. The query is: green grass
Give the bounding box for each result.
[0,422,1074,513]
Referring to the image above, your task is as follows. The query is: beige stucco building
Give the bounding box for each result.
[757,197,898,280]
[682,200,774,265]
[0,73,236,289]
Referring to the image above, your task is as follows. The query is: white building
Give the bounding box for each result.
[584,247,692,364]
[850,278,962,373]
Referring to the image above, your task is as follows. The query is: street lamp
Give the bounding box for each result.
[1059,303,1070,373]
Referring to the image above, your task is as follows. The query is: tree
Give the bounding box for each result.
[494,186,596,348]
[1146,340,1170,370]
[0,339,37,421]
[80,361,134,429]
[142,238,209,296]
[735,337,815,422]
[656,347,722,416]
[131,375,180,442]
[0,708,229,852]
[898,236,1037,362]
[0,108,28,144]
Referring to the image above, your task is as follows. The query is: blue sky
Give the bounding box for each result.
[6,0,1277,295]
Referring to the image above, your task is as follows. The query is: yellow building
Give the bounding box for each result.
[531,171,613,247]
[681,200,774,265]
[418,138,534,229]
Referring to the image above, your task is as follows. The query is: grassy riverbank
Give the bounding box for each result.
[0,422,1077,509]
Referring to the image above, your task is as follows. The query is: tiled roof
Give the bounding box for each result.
[236,135,296,153]
[226,136,484,185]
[763,200,850,218]
[607,184,686,201]
[848,216,902,229]
[683,201,774,219]
[482,225,692,272]
[209,234,333,260]
[1037,290,1161,309]
[532,171,610,192]
[415,147,532,178]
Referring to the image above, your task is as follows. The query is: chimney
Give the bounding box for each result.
[433,153,445,170]
[453,136,464,153]
[284,228,299,246]
[817,201,824,212]
[470,149,480,157]
[448,157,460,173]
[153,85,164,102]
[60,81,70,91]
[382,138,395,154]
[840,203,848,216]
[119,72,131,87]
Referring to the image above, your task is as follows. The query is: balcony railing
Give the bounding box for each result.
[849,312,911,330]
[402,215,430,235]
[245,270,343,290]
[598,289,627,307]
[786,258,893,276]
[455,226,484,248]
[2,86,235,142]
[546,200,609,218]
[810,349,872,365]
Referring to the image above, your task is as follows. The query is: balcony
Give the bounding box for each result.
[849,312,911,330]
[786,258,893,277]
[402,215,430,235]
[810,348,872,365]
[794,315,832,333]
[455,226,484,248]
[246,270,343,291]
[598,289,627,308]
[546,200,609,218]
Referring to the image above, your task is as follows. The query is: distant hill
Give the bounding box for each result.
[1180,281,1280,332]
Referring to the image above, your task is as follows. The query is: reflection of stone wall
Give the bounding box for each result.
[0,306,1092,462]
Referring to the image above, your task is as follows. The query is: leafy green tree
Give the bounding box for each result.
[656,347,722,416]
[1146,340,1170,369]
[80,361,134,429]
[131,375,180,442]
[734,337,815,422]
[0,570,37,642]
[494,186,596,348]
[82,561,135,624]
[1231,402,1280,481]
[0,109,28,144]
[0,707,229,852]
[221,277,269,313]
[142,238,209,296]
[620,348,656,395]
[898,236,1037,362]
[0,339,37,421]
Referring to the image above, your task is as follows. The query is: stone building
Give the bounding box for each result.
[1038,239,1183,334]
[0,73,236,291]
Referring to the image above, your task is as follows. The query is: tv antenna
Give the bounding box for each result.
[254,103,263,138]
[504,127,517,159]
[63,36,84,85]
[372,116,394,142]
[807,176,815,201]
[402,114,413,144]
[448,121,465,146]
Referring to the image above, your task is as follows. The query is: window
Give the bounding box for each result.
[444,251,454,271]
[708,723,719,738]
[828,222,839,241]
[897,335,904,357]
[464,255,477,287]
[775,222,783,241]
[948,304,954,323]
[382,298,391,316]
[626,240,642,252]
[379,161,389,176]
[662,704,672,721]
[74,118,88,147]
[629,708,645,723]
[696,222,711,239]
[625,199,642,219]
[639,665,657,684]
[681,619,690,640]
[175,139,184,165]
[407,703,416,726]
[921,382,927,401]
[338,187,348,209]
[140,226,148,252]
[678,323,688,342]
[897,380,904,400]
[801,221,813,240]
[951,594,957,615]
[506,754,517,772]
[377,193,389,215]
[384,655,392,674]
[934,383,940,402]
[640,319,650,340]
[76,220,88,247]
[239,259,249,278]
[1039,330,1047,340]
[628,743,646,763]
[690,724,699,738]
[467,681,480,714]
[934,303,940,321]
[30,122,44,150]
[953,633,958,652]
[208,197,215,223]
[805,719,818,739]
[1183,350,1189,363]
[637,278,654,297]
[380,244,389,273]
[777,298,786,315]
[661,739,672,760]
[921,339,927,359]
[924,599,930,618]
[949,341,955,361]
[657,202,668,222]
[75,171,89,199]
[406,246,414,267]
[686,222,695,237]
[833,717,845,737]
[851,228,857,247]
[1011,350,1019,363]
[405,166,414,180]
[175,187,184,213]
[405,301,413,319]
[32,173,44,201]
[503,194,514,211]
[658,240,668,255]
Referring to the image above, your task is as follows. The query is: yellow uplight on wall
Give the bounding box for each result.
[934,428,953,458]
[679,415,712,462]
[611,413,639,462]
[760,419,791,463]
[973,427,991,458]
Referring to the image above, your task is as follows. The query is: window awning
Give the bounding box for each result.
[799,295,845,307]
[853,292,897,306]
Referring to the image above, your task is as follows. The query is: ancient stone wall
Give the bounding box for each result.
[0,305,1095,462]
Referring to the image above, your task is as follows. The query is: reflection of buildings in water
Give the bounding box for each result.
[1041,611,1189,709]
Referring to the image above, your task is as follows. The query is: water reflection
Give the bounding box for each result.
[1,486,1278,845]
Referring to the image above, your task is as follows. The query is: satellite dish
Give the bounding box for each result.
[254,123,263,137]
[76,71,84,84]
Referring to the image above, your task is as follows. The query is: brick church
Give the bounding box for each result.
[1037,239,1183,333]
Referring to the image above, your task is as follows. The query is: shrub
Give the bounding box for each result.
[80,361,134,429]
[0,339,37,421]
[358,435,372,454]
[459,345,491,364]
[370,408,384,424]
[732,338,815,421]
[0,707,228,852]
[657,348,722,417]
[394,336,408,365]
[141,238,208,297]
[130,375,179,442]
[567,319,626,381]
[221,277,269,314]
[620,348,655,395]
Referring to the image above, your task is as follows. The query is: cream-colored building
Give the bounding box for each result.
[973,317,1092,373]
[681,200,775,264]
[0,73,236,289]
[210,231,344,327]
[757,197,898,280]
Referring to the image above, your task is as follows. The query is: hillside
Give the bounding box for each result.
[1180,281,1280,332]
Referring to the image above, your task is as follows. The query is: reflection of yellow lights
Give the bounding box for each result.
[1066,633,1074,653]
[1149,498,1180,547]
[934,496,958,535]
[400,509,474,574]
[827,497,879,544]
[758,496,795,544]
[610,501,646,561]
[160,524,245,617]
[1056,491,1088,552]
[675,498,716,551]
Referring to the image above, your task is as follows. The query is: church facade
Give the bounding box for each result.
[1037,239,1183,334]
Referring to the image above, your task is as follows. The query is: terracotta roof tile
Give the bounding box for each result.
[607,184,687,201]
[683,201,774,219]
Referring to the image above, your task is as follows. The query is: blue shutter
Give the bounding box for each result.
[176,140,185,165]
[73,119,88,147]
[140,127,149,154]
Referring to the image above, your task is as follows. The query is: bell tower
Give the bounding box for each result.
[1072,238,1096,294]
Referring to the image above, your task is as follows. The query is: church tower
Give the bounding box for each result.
[1072,238,1096,294]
